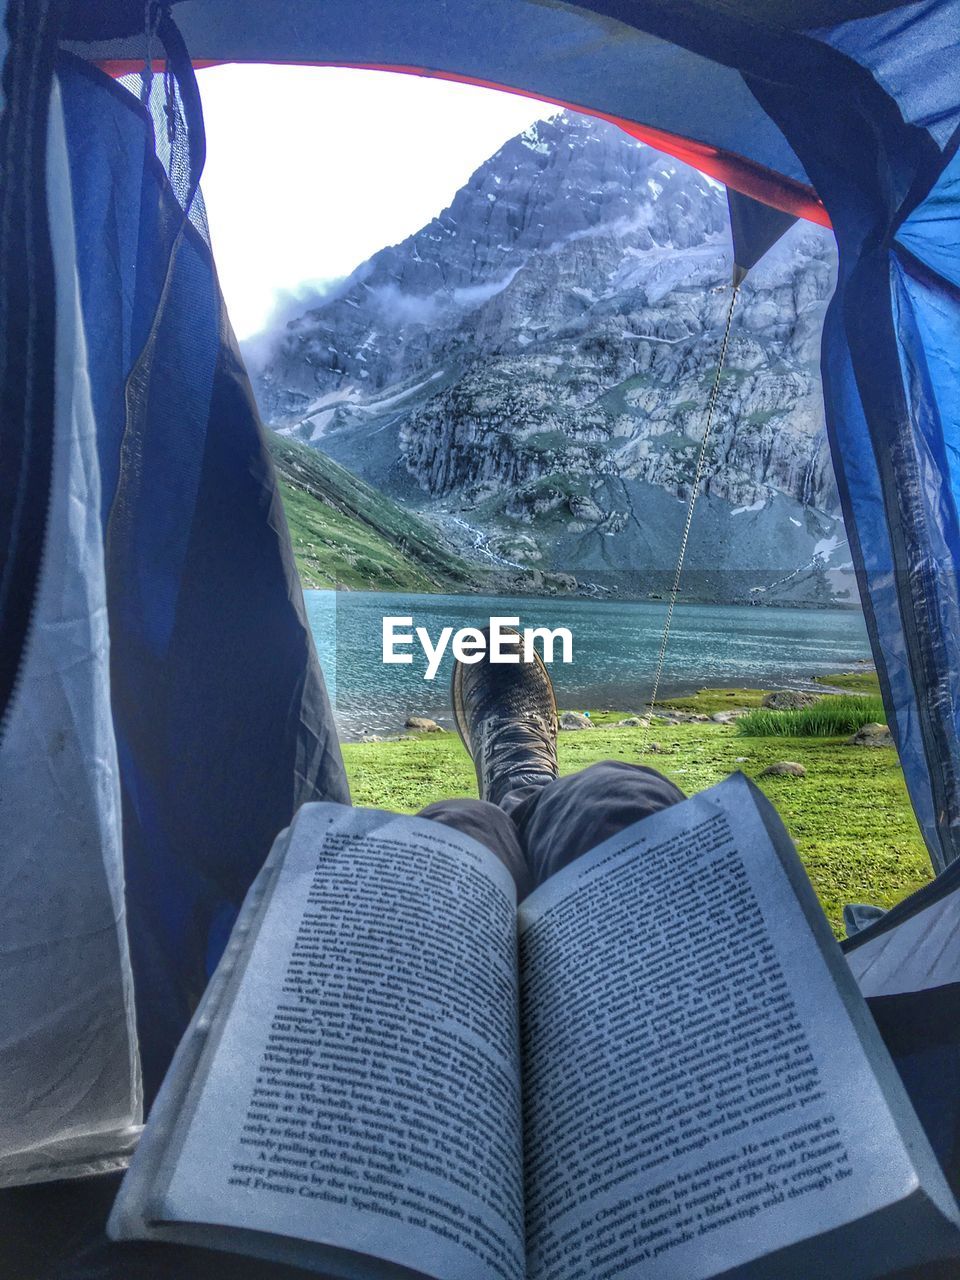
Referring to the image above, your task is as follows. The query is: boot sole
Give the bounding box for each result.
[451,630,559,798]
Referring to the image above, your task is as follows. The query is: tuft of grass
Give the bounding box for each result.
[736,695,886,738]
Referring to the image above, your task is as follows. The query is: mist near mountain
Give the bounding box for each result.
[254,111,853,606]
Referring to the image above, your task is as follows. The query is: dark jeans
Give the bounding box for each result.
[421,760,686,899]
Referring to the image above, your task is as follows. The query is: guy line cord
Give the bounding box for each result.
[645,283,741,726]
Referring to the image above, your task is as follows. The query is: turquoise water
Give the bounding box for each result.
[304,591,871,739]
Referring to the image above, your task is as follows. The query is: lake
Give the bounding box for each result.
[304,590,872,739]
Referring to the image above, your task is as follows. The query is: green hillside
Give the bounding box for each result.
[268,432,481,592]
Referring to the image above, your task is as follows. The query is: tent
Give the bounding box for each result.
[1,0,959,1274]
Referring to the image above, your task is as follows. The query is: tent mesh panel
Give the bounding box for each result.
[117,67,209,242]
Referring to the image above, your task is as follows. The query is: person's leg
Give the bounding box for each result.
[418,797,534,899]
[438,623,684,893]
[421,622,559,894]
[503,760,686,889]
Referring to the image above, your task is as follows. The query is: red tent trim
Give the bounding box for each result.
[97,57,831,228]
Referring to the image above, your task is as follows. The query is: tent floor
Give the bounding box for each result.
[0,1173,313,1279]
[1,1173,959,1279]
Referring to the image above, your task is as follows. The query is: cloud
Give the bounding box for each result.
[238,268,380,372]
[367,283,444,327]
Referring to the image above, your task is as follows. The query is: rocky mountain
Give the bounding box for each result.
[254,111,853,605]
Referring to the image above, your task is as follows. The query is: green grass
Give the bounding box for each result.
[813,669,882,696]
[279,482,441,591]
[343,717,931,937]
[270,432,480,592]
[656,687,768,714]
[736,695,886,738]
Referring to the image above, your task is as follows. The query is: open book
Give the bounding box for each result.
[109,774,960,1279]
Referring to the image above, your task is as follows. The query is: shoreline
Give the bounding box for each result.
[307,593,873,742]
[332,664,876,742]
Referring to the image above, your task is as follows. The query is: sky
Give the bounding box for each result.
[196,65,552,341]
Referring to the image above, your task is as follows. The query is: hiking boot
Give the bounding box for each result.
[451,626,559,807]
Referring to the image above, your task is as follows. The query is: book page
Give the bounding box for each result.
[142,805,524,1280]
[518,773,949,1280]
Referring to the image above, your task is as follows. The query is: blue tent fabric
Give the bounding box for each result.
[808,2,960,149]
[54,59,167,529]
[826,202,960,877]
[0,0,62,745]
[56,54,349,1102]
[898,148,960,290]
